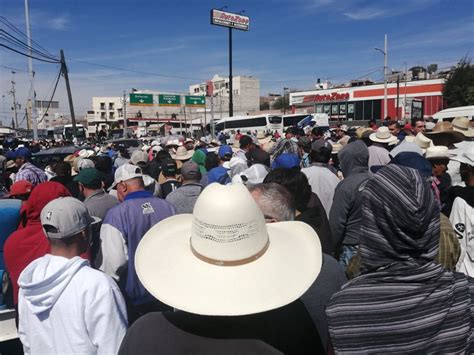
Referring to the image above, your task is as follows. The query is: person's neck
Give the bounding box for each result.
[50,246,81,259]
[468,176,474,187]
[183,180,199,185]
[83,188,102,198]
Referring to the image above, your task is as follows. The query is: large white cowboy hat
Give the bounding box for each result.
[452,116,474,138]
[256,131,272,145]
[170,146,194,161]
[135,183,322,316]
[425,145,455,160]
[369,126,398,144]
[405,132,434,152]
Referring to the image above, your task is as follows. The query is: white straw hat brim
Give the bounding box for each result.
[135,214,322,316]
[369,132,398,144]
[170,150,194,161]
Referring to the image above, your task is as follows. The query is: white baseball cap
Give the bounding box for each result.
[109,163,144,190]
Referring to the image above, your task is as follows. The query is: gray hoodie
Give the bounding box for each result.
[329,140,370,252]
[166,182,203,214]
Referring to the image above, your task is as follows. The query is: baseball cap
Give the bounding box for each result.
[14,147,32,159]
[161,159,178,176]
[41,197,100,239]
[311,139,332,153]
[73,168,104,187]
[271,153,301,170]
[218,145,233,159]
[8,180,33,197]
[181,161,200,181]
[109,163,144,190]
[130,150,149,166]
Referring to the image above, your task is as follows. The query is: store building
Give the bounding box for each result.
[289,78,445,122]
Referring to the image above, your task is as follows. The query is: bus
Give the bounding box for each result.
[215,114,283,134]
[47,124,87,140]
[432,106,474,122]
[282,113,330,129]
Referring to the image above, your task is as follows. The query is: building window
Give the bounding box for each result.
[109,103,115,110]
[118,109,123,117]
[234,89,239,95]
[101,112,106,119]
[109,112,114,119]
[100,102,105,110]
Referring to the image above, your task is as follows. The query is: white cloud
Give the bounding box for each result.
[47,15,70,30]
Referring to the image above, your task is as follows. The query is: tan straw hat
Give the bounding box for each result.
[425,121,465,144]
[369,126,398,144]
[425,145,454,160]
[451,117,474,138]
[170,146,194,161]
[135,183,322,316]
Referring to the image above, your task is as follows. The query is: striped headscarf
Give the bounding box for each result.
[327,165,473,354]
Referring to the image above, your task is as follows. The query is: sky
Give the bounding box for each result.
[0,0,473,125]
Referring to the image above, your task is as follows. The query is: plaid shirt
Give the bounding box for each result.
[269,138,299,162]
[15,162,47,186]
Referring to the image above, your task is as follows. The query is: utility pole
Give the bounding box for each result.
[60,49,77,137]
[228,27,233,117]
[384,34,388,120]
[122,91,127,137]
[184,106,188,137]
[211,95,215,138]
[24,0,38,140]
[396,75,400,119]
[374,34,388,121]
[9,74,19,129]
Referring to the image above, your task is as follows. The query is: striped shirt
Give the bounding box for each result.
[15,162,47,186]
[327,165,473,354]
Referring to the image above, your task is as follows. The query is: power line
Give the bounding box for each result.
[0,16,56,58]
[0,29,59,61]
[0,64,28,72]
[0,43,60,63]
[68,58,208,81]
[38,68,62,124]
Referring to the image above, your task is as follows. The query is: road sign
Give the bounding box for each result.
[129,93,153,106]
[185,95,205,107]
[211,9,250,31]
[158,94,181,106]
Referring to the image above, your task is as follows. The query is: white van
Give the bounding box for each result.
[432,106,474,122]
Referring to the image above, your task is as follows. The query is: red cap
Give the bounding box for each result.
[404,123,413,130]
[9,180,33,196]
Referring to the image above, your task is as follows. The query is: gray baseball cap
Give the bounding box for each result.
[41,197,100,239]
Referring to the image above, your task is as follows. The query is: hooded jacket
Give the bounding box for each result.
[329,140,370,252]
[4,181,72,305]
[18,255,127,354]
[166,183,203,214]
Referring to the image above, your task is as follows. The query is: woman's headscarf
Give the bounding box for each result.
[326,165,473,354]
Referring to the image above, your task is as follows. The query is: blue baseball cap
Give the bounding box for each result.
[218,145,233,159]
[14,147,32,159]
[271,153,301,170]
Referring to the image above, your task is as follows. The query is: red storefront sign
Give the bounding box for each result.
[303,92,350,103]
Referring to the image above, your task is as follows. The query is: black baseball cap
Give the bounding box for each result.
[161,159,177,176]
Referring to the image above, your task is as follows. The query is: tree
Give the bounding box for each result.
[273,95,289,111]
[260,101,270,111]
[443,57,474,108]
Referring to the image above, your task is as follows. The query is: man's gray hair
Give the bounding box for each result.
[248,183,295,222]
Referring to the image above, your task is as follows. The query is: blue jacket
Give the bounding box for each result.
[100,190,175,305]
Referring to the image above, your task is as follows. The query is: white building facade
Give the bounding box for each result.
[189,74,260,116]
[87,97,124,135]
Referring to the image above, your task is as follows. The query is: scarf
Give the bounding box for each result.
[327,165,473,354]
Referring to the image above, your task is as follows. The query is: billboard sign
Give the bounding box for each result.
[210,9,250,31]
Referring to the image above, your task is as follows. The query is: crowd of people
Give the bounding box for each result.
[0,115,472,354]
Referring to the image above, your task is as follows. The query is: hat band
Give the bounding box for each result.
[190,238,270,267]
[453,124,468,131]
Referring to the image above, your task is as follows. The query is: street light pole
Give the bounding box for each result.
[375,34,388,121]
[283,87,289,114]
